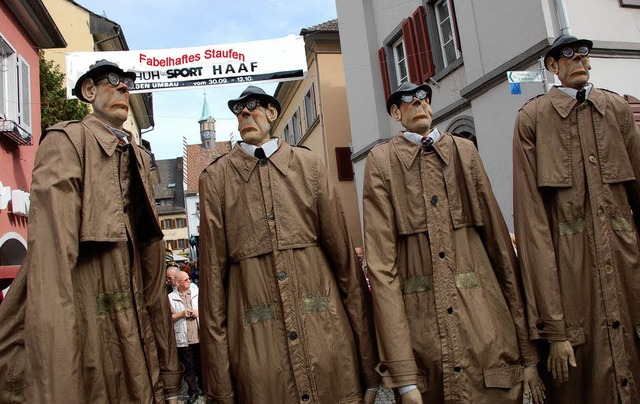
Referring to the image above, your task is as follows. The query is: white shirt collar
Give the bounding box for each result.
[240,138,279,158]
[558,83,593,100]
[403,128,441,146]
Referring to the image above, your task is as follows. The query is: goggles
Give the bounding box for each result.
[560,45,590,59]
[399,89,429,104]
[231,98,263,115]
[96,72,135,90]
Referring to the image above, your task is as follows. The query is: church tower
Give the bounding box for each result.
[199,94,216,150]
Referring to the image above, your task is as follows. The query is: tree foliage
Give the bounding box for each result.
[39,50,89,132]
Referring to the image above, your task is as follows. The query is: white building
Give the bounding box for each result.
[336,0,640,229]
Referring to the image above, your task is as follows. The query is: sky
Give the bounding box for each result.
[76,0,338,160]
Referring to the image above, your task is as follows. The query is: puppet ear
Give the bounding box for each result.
[390,104,402,122]
[265,103,278,122]
[81,78,98,103]
[546,57,559,74]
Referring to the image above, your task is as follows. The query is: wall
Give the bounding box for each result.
[0,2,43,254]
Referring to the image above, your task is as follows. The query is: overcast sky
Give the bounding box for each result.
[77,0,338,159]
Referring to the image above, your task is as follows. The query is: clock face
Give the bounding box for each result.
[203,131,211,139]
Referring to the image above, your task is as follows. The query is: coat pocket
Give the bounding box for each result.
[483,364,523,389]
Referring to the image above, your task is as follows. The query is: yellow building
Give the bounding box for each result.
[41,0,153,143]
[273,19,363,246]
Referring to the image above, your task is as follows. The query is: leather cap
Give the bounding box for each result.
[73,59,136,102]
[386,82,432,115]
[544,34,593,70]
[227,85,281,115]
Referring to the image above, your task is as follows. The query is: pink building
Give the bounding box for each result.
[0,0,65,289]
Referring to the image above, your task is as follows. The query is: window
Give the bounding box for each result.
[335,147,354,181]
[175,218,187,228]
[161,219,175,229]
[434,0,460,67]
[303,85,317,130]
[378,7,436,97]
[177,239,188,249]
[165,240,174,250]
[392,38,409,85]
[0,37,31,133]
[284,108,302,145]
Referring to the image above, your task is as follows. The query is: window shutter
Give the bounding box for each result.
[401,18,421,84]
[412,6,435,81]
[335,147,354,181]
[625,94,640,128]
[378,47,391,101]
[18,56,31,133]
[449,0,462,51]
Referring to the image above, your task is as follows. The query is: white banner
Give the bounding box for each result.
[66,35,307,98]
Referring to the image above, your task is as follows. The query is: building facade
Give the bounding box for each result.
[273,19,363,246]
[184,96,232,259]
[154,157,190,258]
[42,0,154,146]
[0,0,65,286]
[336,0,640,229]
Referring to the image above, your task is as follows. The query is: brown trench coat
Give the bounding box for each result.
[513,86,640,403]
[363,133,538,403]
[198,142,379,403]
[0,115,182,403]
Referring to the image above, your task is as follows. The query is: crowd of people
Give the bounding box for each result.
[0,33,638,404]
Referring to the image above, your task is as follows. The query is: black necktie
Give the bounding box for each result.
[254,147,267,159]
[576,88,586,103]
[421,136,434,152]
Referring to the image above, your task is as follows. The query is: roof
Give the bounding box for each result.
[300,19,338,35]
[4,0,67,48]
[153,158,185,211]
[185,142,233,194]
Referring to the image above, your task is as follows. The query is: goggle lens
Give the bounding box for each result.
[232,99,261,115]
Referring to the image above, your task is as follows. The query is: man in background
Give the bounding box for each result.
[170,271,202,404]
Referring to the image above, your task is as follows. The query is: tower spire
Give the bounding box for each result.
[199,92,216,149]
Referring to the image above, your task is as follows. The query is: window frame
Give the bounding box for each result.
[391,37,409,86]
[0,35,17,121]
[303,84,318,131]
[17,56,31,133]
[433,0,461,67]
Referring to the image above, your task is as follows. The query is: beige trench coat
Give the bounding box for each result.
[0,115,182,403]
[513,86,640,403]
[198,142,379,403]
[363,133,538,403]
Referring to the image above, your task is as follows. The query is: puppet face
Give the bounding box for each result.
[391,95,433,135]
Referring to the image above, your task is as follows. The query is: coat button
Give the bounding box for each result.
[277,272,288,281]
[447,307,453,314]
[597,208,604,217]
[431,196,439,205]
[439,251,445,259]
[588,155,597,164]
[622,379,629,387]
[454,366,461,372]
[259,158,268,166]
[613,320,620,329]
[289,331,298,341]
[536,322,545,330]
[268,213,275,222]
[379,364,388,373]
[605,264,613,274]
[301,393,310,401]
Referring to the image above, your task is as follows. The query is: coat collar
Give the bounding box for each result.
[548,86,606,118]
[80,115,134,157]
[391,131,452,170]
[228,140,292,182]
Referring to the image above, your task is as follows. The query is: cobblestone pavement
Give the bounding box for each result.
[375,387,395,403]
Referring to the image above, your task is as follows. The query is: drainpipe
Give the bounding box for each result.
[554,0,571,35]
